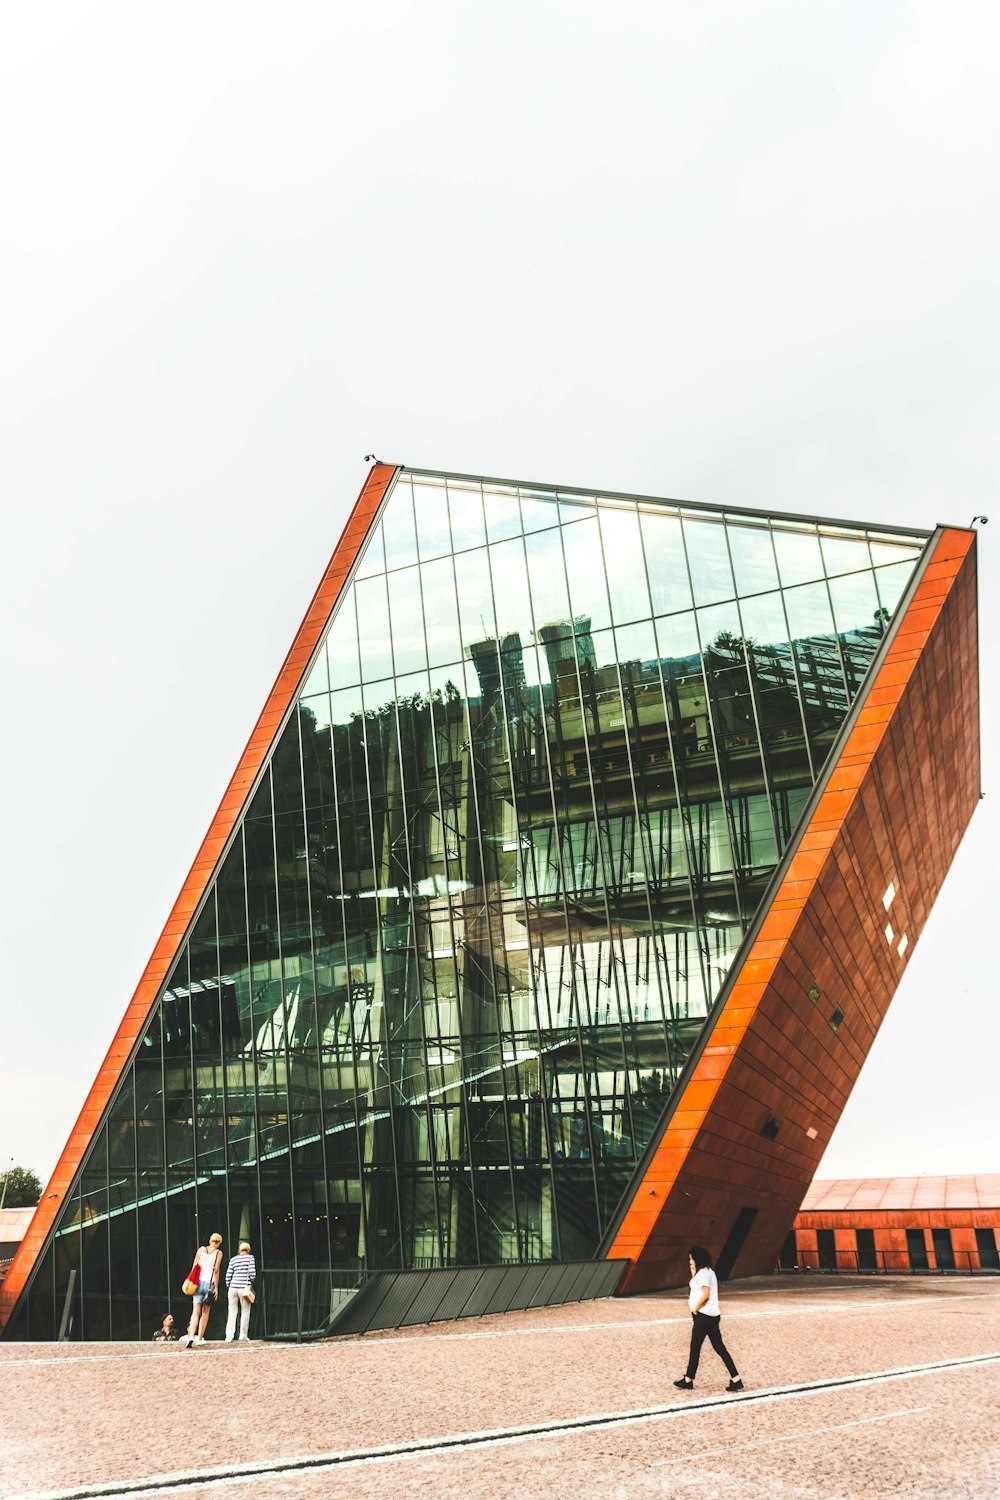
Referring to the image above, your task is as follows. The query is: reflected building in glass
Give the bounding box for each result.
[0,466,980,1339]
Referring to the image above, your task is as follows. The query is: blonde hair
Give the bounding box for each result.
[239,1241,251,1254]
[209,1233,223,1246]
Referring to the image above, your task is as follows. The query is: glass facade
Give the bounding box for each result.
[7,473,927,1339]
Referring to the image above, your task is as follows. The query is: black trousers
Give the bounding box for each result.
[686,1311,738,1380]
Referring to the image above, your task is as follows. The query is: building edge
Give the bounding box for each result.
[604,527,979,1292]
[0,464,400,1337]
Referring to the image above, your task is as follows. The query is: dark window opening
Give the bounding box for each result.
[975,1228,1000,1270]
[932,1227,955,1271]
[716,1206,758,1281]
[817,1228,837,1269]
[856,1227,877,1271]
[828,1006,844,1033]
[761,1117,780,1141]
[779,1230,798,1269]
[906,1229,929,1270]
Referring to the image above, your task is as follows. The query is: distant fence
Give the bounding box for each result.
[779,1250,999,1275]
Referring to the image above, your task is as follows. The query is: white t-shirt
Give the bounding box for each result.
[197,1248,218,1282]
[688,1266,720,1316]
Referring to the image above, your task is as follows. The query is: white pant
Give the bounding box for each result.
[225,1287,252,1341]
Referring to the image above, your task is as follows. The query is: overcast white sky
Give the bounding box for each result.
[1,1,996,1188]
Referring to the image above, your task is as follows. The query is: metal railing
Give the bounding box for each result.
[251,1268,364,1339]
[258,1259,630,1340]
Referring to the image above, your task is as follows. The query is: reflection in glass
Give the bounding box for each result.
[598,507,649,624]
[563,518,612,633]
[11,470,928,1341]
[727,521,780,596]
[446,481,487,551]
[684,519,736,606]
[382,479,419,568]
[640,510,692,615]
[413,479,452,562]
[773,525,824,587]
[820,530,872,578]
[874,561,917,616]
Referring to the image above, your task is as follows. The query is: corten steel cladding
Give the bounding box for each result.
[0,465,398,1335]
[793,1175,1000,1272]
[605,529,978,1292]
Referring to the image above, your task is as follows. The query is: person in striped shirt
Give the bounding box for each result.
[224,1241,257,1342]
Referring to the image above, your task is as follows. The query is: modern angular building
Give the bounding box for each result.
[0,465,980,1339]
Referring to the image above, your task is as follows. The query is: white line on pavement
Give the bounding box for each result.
[9,1352,1000,1499]
[650,1404,933,1465]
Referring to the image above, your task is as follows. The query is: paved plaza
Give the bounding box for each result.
[1,1276,998,1499]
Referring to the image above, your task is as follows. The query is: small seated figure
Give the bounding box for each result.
[152,1313,177,1342]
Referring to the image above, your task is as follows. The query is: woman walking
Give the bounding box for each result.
[179,1232,223,1347]
[224,1240,257,1342]
[674,1245,743,1392]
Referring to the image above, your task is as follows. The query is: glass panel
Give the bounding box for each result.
[326,596,361,691]
[639,510,692,615]
[727,521,779,596]
[868,537,924,567]
[784,581,837,641]
[387,566,427,676]
[382,479,420,569]
[421,556,463,668]
[412,479,452,562]
[684,518,735,606]
[874,560,916,617]
[773,526,824,587]
[489,536,533,641]
[654,608,699,664]
[355,520,386,579]
[454,547,496,646]
[300,643,329,700]
[820,530,872,577]
[518,490,560,535]
[598,507,649,624]
[524,526,571,635]
[483,485,523,543]
[738,589,791,649]
[445,480,487,551]
[562,517,612,633]
[827,569,881,637]
[354,575,394,682]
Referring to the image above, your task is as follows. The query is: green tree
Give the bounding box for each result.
[0,1165,42,1209]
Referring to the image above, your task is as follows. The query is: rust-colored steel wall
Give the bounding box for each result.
[0,465,398,1335]
[608,528,979,1293]
[793,1211,1000,1271]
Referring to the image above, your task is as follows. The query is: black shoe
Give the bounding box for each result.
[726,1379,744,1392]
[673,1378,694,1390]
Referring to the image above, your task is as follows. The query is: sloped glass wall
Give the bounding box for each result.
[9,473,926,1338]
